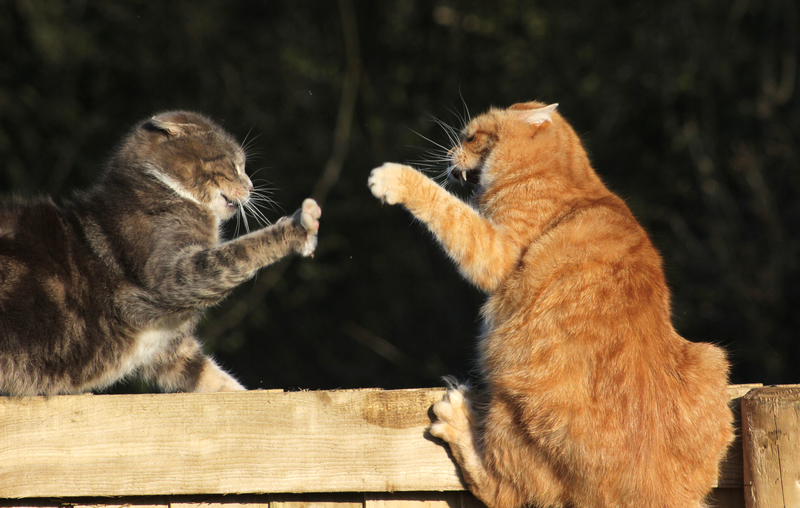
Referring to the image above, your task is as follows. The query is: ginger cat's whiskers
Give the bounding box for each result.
[369,101,732,508]
[409,118,469,194]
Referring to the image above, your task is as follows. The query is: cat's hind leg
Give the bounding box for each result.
[192,356,246,392]
[144,334,245,392]
[431,388,570,508]
[430,388,521,508]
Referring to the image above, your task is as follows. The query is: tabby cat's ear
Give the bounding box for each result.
[143,113,201,138]
[512,103,559,126]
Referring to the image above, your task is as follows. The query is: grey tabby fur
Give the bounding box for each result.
[0,111,321,395]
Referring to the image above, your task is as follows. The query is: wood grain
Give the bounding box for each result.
[742,385,800,508]
[0,386,755,500]
[0,389,458,498]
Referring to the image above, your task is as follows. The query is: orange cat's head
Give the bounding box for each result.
[448,102,603,209]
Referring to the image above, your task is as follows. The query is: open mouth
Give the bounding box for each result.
[221,194,237,209]
[449,167,481,185]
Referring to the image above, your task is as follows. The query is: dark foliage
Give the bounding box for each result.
[1,0,798,389]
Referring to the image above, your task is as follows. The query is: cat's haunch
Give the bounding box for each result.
[0,111,321,396]
[370,102,732,508]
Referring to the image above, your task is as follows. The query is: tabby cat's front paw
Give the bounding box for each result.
[292,198,321,257]
[430,386,474,444]
[368,162,412,205]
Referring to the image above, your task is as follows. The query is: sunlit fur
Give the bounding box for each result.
[369,102,733,508]
[0,111,320,395]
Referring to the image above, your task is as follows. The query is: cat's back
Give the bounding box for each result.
[0,196,72,273]
[489,193,667,326]
[0,195,122,337]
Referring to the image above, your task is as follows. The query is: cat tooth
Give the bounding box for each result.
[462,170,467,181]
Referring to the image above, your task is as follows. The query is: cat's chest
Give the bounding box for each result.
[122,321,187,371]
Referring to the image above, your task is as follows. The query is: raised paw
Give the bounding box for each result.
[293,198,321,257]
[430,386,473,444]
[368,162,413,205]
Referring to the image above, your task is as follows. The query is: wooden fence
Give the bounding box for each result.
[0,385,797,508]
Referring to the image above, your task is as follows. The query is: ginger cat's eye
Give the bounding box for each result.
[370,101,732,508]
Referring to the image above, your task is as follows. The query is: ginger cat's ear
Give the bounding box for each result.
[512,103,559,126]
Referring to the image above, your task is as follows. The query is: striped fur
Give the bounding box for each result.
[370,102,732,508]
[0,111,320,395]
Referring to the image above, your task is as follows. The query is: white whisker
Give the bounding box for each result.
[238,200,251,234]
[408,128,452,152]
[405,111,470,189]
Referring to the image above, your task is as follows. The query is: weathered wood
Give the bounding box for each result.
[742,385,800,508]
[171,495,269,508]
[721,383,763,491]
[270,493,365,508]
[365,492,468,508]
[0,386,755,502]
[0,389,460,498]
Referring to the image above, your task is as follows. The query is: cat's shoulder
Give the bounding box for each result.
[0,194,67,237]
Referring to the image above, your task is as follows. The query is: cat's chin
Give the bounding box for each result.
[212,191,247,221]
[211,201,238,221]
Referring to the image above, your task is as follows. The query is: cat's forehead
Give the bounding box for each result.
[142,111,240,143]
[463,110,502,134]
[462,103,556,135]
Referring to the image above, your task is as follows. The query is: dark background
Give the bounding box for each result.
[1,0,798,389]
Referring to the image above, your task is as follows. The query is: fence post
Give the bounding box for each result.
[741,385,800,508]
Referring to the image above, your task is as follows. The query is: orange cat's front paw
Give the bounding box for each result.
[430,386,473,444]
[368,162,413,205]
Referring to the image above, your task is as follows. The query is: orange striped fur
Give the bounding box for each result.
[369,102,733,508]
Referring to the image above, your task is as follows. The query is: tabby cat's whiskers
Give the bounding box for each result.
[0,110,322,396]
[233,184,278,237]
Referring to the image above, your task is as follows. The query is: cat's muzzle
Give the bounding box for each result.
[449,167,480,185]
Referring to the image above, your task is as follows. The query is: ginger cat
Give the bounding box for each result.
[369,102,732,508]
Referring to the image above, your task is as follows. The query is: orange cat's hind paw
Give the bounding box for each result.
[430,386,473,443]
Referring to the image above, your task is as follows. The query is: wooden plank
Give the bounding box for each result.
[742,385,800,508]
[718,384,763,490]
[365,492,464,508]
[0,386,753,499]
[0,500,61,508]
[0,389,460,498]
[71,498,171,508]
[0,496,269,508]
[171,495,270,508]
[270,493,364,508]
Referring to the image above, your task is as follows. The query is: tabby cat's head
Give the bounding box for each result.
[121,111,253,221]
[448,101,597,207]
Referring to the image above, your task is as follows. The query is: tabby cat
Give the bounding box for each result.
[369,102,732,508]
[0,111,321,396]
